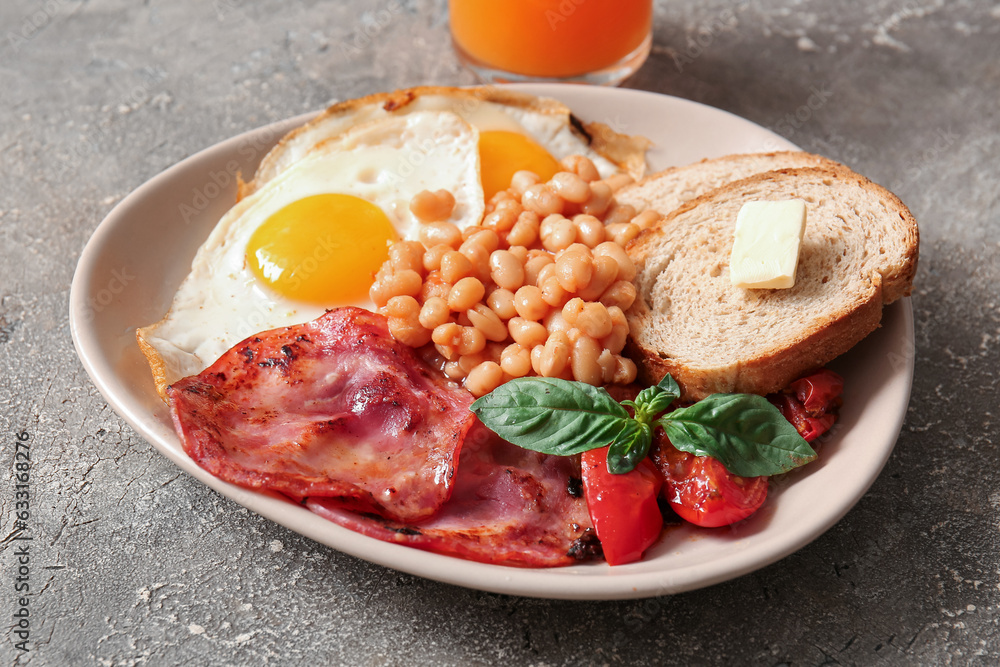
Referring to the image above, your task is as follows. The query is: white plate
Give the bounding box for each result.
[69,84,914,600]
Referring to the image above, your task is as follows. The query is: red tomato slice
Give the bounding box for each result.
[581,447,663,566]
[656,445,768,528]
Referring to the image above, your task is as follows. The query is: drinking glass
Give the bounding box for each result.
[449,0,653,86]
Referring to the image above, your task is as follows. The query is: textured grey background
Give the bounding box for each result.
[2,0,999,665]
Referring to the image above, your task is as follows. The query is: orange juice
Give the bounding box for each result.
[449,0,652,80]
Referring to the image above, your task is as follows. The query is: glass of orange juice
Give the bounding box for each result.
[449,0,652,86]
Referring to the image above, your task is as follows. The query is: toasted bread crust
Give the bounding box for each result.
[626,280,883,397]
[623,159,918,400]
[136,328,170,400]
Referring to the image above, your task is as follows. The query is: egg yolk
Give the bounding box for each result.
[478,130,561,202]
[246,194,397,305]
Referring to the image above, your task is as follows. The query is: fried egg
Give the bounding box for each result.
[138,111,483,391]
[247,87,629,204]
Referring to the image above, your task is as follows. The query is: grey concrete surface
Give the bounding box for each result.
[1,0,999,664]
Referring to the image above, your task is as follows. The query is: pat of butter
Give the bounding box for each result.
[730,199,807,289]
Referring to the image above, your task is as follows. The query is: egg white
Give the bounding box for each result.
[139,111,483,387]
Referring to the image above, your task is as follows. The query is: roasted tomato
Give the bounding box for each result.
[652,441,768,528]
[790,368,844,413]
[770,368,843,442]
[581,446,663,565]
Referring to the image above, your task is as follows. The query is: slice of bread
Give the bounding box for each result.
[624,165,919,400]
[616,151,840,217]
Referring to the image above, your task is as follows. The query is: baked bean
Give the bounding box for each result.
[388,315,432,347]
[385,295,420,319]
[549,172,591,203]
[369,280,392,308]
[560,155,600,182]
[599,280,637,311]
[508,317,548,348]
[573,214,605,248]
[420,271,451,302]
[594,241,636,282]
[506,210,540,247]
[508,245,529,263]
[495,196,524,217]
[580,181,612,218]
[419,296,450,330]
[523,253,554,287]
[561,298,585,326]
[600,306,628,353]
[539,214,576,252]
[443,360,467,380]
[381,269,422,301]
[576,302,613,339]
[466,361,504,398]
[613,356,638,384]
[488,188,518,209]
[535,261,557,287]
[576,255,615,301]
[419,221,463,249]
[374,262,393,282]
[410,189,456,222]
[489,250,525,291]
[467,303,508,342]
[603,173,635,192]
[632,208,662,230]
[456,310,473,327]
[467,229,500,254]
[513,285,549,321]
[448,277,486,312]
[440,250,474,284]
[607,222,640,246]
[458,326,487,356]
[422,243,450,272]
[598,349,617,384]
[543,309,571,334]
[483,208,519,233]
[557,242,592,259]
[539,331,571,377]
[530,345,545,374]
[538,275,568,308]
[500,343,532,378]
[603,202,637,227]
[571,334,603,385]
[554,250,593,293]
[388,241,425,274]
[432,322,463,346]
[487,288,518,320]
[458,242,491,282]
[522,184,564,217]
[510,170,541,197]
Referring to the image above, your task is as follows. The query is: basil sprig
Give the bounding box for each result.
[470,374,816,476]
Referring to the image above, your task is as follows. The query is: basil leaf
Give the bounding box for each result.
[607,421,653,475]
[471,377,630,456]
[658,393,816,477]
[625,373,681,422]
